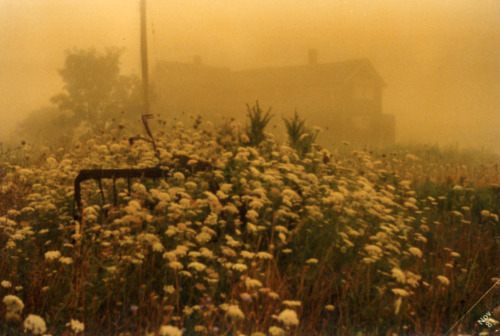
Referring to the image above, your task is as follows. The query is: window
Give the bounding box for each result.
[354,85,374,100]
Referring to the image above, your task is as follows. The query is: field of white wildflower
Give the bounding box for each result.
[1,117,499,335]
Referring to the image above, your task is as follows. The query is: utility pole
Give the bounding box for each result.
[139,0,158,157]
[140,0,149,117]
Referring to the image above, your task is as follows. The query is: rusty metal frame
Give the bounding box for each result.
[73,167,170,220]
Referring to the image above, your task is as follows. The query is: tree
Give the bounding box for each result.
[51,48,141,129]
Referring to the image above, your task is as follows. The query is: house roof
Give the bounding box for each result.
[153,61,232,89]
[155,61,230,74]
[233,58,386,90]
[154,58,386,90]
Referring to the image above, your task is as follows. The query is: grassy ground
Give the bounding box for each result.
[1,118,499,335]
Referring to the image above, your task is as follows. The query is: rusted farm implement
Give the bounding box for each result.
[72,167,170,221]
[72,156,212,221]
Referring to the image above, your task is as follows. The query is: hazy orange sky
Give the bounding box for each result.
[1,0,499,150]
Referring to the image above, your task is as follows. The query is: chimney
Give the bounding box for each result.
[308,49,318,65]
[193,55,202,66]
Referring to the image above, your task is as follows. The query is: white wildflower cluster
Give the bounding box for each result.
[159,325,182,336]
[44,250,61,261]
[226,304,245,320]
[277,309,299,327]
[23,314,47,335]
[3,294,24,314]
[67,319,85,333]
[3,294,25,325]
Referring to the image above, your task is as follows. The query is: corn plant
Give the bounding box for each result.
[245,101,273,146]
[283,110,318,158]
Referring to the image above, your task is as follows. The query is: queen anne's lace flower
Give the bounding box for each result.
[277,309,299,327]
[44,250,61,261]
[3,295,24,314]
[226,304,245,320]
[437,275,450,286]
[159,325,183,336]
[23,314,47,335]
[68,319,85,333]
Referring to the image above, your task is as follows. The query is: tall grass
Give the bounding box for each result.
[0,119,499,335]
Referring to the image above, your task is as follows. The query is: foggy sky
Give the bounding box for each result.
[1,0,499,150]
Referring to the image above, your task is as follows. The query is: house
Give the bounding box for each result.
[152,50,395,146]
